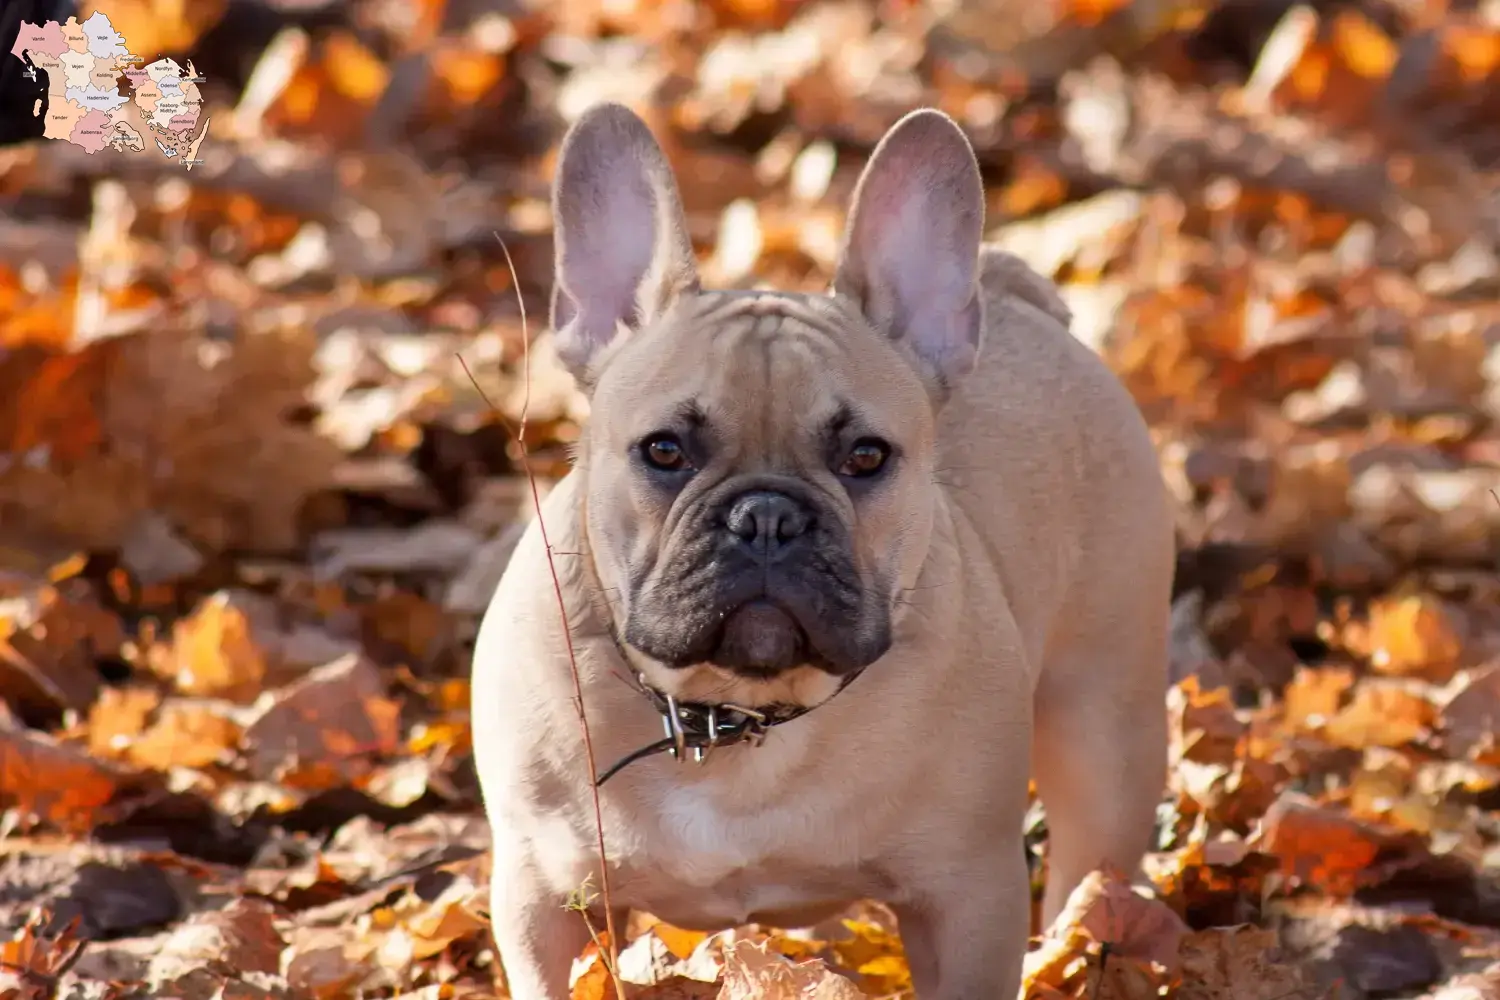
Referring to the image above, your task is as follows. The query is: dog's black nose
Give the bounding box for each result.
[724,491,811,555]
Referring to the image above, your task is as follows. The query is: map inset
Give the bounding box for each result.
[9,12,210,168]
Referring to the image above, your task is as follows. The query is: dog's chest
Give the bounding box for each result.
[615,770,897,928]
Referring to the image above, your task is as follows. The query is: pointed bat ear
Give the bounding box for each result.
[549,103,699,387]
[832,109,986,390]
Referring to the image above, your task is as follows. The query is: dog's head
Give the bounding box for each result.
[549,103,985,706]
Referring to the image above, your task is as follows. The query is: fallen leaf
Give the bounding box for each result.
[1044,866,1187,972]
[1366,594,1466,682]
[1177,924,1309,1000]
[1169,677,1246,769]
[1322,679,1437,750]
[1282,665,1355,732]
[1439,666,1500,762]
[284,927,368,1000]
[717,939,864,1000]
[401,876,488,961]
[829,919,909,995]
[1252,794,1415,896]
[241,653,401,787]
[162,591,273,702]
[0,726,125,833]
[86,685,162,761]
[0,579,124,716]
[0,911,89,998]
[147,898,287,994]
[128,699,243,772]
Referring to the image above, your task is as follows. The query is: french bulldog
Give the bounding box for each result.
[470,101,1174,1000]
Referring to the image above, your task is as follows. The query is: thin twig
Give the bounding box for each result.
[458,235,625,1000]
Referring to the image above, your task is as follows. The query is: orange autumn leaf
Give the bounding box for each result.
[651,922,710,961]
[1366,594,1466,681]
[431,46,506,106]
[1330,11,1397,78]
[1253,796,1393,896]
[1442,24,1500,83]
[0,727,124,833]
[0,346,114,466]
[322,31,390,102]
[1282,665,1355,732]
[1066,0,1130,27]
[1287,46,1331,102]
[163,592,270,702]
[1322,680,1436,750]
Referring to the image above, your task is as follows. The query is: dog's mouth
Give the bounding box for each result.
[706,598,810,676]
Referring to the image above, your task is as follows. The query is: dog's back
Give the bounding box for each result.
[942,246,1175,922]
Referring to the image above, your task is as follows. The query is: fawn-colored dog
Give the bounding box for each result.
[471,102,1174,999]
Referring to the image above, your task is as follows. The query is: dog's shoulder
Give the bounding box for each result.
[948,245,1159,503]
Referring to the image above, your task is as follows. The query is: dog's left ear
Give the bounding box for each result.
[832,110,985,391]
[550,103,700,386]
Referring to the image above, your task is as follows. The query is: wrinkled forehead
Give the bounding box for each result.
[591,291,931,441]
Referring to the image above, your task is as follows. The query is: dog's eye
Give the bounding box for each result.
[838,438,891,478]
[640,434,691,472]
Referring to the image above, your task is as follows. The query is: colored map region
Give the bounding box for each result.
[8,12,210,168]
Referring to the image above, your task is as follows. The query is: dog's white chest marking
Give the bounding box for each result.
[612,743,896,927]
[657,784,754,869]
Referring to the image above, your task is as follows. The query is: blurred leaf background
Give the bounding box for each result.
[3,0,1500,996]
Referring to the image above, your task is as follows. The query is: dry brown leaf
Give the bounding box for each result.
[0,326,340,555]
[1176,924,1309,1000]
[0,579,124,716]
[1417,963,1500,1000]
[400,876,488,961]
[148,898,287,994]
[1144,832,1281,928]
[652,924,712,962]
[0,911,89,998]
[321,31,390,103]
[0,345,112,467]
[1439,25,1500,84]
[284,926,369,1000]
[241,653,401,787]
[1169,678,1245,768]
[1330,10,1397,78]
[717,940,865,1000]
[159,589,358,701]
[430,43,508,107]
[1438,665,1500,763]
[1045,866,1187,971]
[361,591,454,666]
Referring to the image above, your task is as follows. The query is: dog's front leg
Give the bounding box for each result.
[892,841,1031,1000]
[488,848,597,1000]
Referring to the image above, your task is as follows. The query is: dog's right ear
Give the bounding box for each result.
[549,103,700,386]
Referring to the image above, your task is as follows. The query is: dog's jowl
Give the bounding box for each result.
[470,102,1175,1000]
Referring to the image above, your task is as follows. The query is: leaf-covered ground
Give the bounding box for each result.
[3,0,1500,997]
